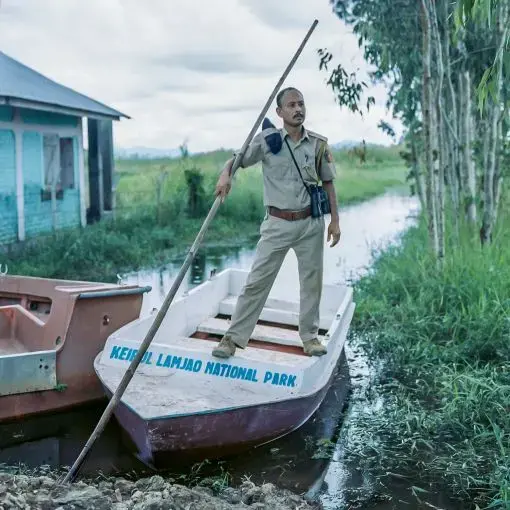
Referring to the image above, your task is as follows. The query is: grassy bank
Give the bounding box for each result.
[5,144,407,282]
[346,210,510,508]
[113,144,406,224]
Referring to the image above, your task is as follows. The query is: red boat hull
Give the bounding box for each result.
[105,354,344,467]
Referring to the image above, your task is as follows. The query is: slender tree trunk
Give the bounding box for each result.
[459,69,477,225]
[430,0,446,261]
[480,2,508,245]
[421,0,439,256]
[442,105,459,212]
[478,116,489,214]
[411,136,427,211]
[493,120,503,218]
[481,103,500,244]
[441,0,460,220]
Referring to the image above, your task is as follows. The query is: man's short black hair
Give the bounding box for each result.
[276,87,302,108]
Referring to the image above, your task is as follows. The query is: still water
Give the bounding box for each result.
[0,192,463,508]
[123,192,419,316]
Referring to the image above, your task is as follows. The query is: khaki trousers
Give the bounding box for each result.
[226,213,325,348]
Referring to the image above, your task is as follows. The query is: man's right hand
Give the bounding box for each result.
[215,159,234,203]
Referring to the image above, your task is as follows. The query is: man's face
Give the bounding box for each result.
[277,90,306,127]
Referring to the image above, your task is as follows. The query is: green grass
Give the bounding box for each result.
[5,144,407,282]
[113,143,407,220]
[345,209,510,508]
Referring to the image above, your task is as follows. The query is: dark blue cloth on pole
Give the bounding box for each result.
[262,118,282,154]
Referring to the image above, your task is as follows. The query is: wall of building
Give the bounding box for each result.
[23,131,81,237]
[0,105,83,244]
[19,108,79,127]
[0,128,17,244]
[0,106,14,122]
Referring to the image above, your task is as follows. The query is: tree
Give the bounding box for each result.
[324,0,508,255]
[455,0,510,112]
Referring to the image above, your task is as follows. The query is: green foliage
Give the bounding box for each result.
[184,167,207,218]
[327,0,423,131]
[454,0,509,113]
[347,208,510,508]
[317,48,375,116]
[377,120,397,142]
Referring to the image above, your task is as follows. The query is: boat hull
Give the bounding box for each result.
[0,377,105,424]
[104,353,342,467]
[94,268,355,466]
[0,278,150,423]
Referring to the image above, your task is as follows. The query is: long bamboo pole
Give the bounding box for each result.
[61,18,319,484]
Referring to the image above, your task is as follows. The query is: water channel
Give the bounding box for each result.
[0,192,464,508]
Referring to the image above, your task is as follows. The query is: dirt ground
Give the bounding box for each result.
[0,470,322,509]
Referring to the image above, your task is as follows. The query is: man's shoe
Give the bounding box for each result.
[303,338,327,356]
[212,335,237,358]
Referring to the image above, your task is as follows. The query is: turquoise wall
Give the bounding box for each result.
[0,106,76,126]
[0,106,14,122]
[0,108,82,244]
[20,108,78,127]
[23,131,81,238]
[0,129,17,244]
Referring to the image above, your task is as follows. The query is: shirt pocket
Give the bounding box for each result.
[265,151,293,181]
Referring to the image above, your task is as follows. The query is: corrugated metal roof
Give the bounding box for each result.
[0,51,129,120]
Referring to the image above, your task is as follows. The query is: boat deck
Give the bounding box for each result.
[99,331,310,421]
[101,361,276,419]
[97,315,318,420]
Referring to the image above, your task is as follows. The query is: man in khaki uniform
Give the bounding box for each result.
[212,87,341,358]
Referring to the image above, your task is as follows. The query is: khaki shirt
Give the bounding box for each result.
[236,127,336,210]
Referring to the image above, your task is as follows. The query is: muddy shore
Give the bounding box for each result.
[0,469,321,510]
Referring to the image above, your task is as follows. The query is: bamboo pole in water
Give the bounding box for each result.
[61,18,319,484]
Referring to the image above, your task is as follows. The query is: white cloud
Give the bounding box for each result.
[0,0,403,153]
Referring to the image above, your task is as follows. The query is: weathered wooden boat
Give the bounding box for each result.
[0,271,151,423]
[94,267,355,465]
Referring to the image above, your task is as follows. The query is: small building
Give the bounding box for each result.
[0,51,129,245]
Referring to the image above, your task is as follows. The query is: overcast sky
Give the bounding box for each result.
[0,0,403,153]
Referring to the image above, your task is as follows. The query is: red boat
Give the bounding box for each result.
[0,272,150,423]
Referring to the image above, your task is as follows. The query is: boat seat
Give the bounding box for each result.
[195,317,325,348]
[0,305,46,354]
[218,295,334,331]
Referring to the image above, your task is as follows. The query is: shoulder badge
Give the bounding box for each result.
[307,130,328,143]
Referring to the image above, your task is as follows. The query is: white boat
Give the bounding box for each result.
[93,268,355,466]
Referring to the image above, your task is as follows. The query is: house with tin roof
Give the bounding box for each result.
[0,51,129,245]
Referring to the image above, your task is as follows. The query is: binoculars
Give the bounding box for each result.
[310,184,331,218]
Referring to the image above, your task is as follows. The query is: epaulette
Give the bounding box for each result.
[307,130,328,143]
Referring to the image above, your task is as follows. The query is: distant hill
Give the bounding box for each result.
[115,147,182,159]
[331,140,362,149]
[115,140,392,160]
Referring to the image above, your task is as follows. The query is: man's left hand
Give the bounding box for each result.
[327,220,341,247]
